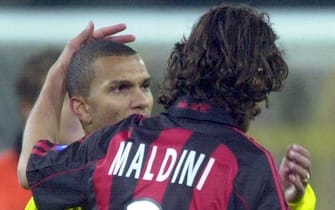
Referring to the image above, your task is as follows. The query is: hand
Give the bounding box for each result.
[92,22,136,43]
[55,21,135,76]
[279,144,311,203]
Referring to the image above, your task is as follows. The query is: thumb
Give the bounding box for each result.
[67,21,95,53]
[57,21,95,72]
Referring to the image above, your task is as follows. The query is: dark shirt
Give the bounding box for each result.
[27,96,288,210]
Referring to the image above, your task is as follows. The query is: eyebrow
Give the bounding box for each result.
[106,76,152,86]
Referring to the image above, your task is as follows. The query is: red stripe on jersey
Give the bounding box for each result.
[231,127,288,209]
[32,148,47,156]
[133,128,193,203]
[189,144,238,210]
[31,140,53,156]
[94,130,131,210]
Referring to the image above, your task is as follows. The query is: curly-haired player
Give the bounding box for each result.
[19,3,315,210]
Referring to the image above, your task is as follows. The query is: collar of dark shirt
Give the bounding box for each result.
[167,96,236,127]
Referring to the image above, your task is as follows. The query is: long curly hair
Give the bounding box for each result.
[158,3,288,128]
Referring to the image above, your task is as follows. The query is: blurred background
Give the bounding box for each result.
[0,0,334,209]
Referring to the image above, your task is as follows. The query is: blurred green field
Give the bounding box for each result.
[249,124,335,210]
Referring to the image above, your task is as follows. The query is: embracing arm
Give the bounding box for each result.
[17,22,135,188]
[17,46,70,188]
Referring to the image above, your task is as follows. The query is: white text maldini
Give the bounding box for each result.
[108,141,215,190]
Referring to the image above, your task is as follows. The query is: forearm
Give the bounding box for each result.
[18,61,66,188]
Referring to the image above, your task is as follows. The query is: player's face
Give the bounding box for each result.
[85,54,153,133]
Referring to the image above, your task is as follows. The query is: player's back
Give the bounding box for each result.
[27,97,287,210]
[91,97,287,210]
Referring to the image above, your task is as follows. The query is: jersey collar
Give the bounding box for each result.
[167,96,236,127]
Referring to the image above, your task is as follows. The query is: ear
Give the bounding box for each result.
[69,96,92,124]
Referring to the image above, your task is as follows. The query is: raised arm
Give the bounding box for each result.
[17,22,135,188]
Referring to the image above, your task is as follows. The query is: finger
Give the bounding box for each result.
[105,34,136,43]
[56,21,94,71]
[279,157,290,176]
[288,174,306,200]
[291,144,311,159]
[93,23,127,39]
[62,22,94,58]
[294,174,307,189]
[287,149,311,170]
[288,161,310,182]
[68,21,95,51]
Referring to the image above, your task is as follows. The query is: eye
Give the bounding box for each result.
[141,79,151,91]
[118,84,129,91]
[111,83,130,93]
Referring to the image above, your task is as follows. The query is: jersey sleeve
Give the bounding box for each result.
[231,151,289,210]
[288,184,316,210]
[256,166,288,209]
[26,140,92,210]
[257,152,289,210]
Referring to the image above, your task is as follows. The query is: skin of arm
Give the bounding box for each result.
[17,21,135,188]
[17,51,69,188]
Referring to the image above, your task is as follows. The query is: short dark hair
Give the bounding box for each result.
[159,3,288,126]
[16,48,61,105]
[67,40,137,97]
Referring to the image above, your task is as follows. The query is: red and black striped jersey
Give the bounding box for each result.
[27,96,288,210]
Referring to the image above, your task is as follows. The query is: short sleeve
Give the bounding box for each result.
[288,184,316,210]
[27,140,92,209]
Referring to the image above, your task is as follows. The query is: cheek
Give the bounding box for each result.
[101,104,131,125]
[90,97,133,125]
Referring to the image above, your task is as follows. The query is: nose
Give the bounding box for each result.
[131,88,152,111]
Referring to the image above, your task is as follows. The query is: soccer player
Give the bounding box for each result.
[20,3,315,210]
